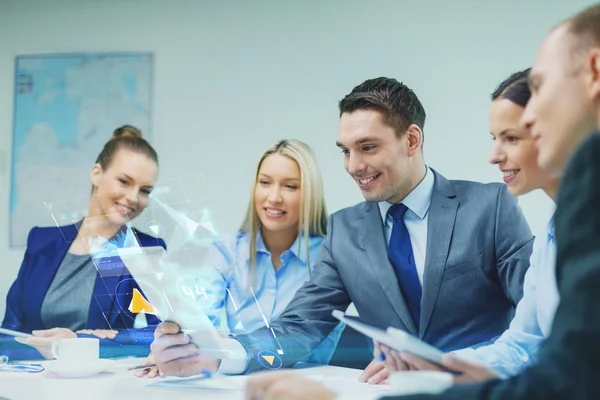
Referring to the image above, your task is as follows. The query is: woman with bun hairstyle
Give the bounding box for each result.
[1,125,166,360]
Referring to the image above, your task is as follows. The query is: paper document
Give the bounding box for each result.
[147,374,248,391]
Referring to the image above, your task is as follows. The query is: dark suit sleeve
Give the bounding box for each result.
[1,227,38,332]
[380,134,600,400]
[234,214,352,373]
[0,338,46,361]
[492,185,533,307]
[0,228,50,360]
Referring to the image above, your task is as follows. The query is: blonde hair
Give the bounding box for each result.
[240,139,328,282]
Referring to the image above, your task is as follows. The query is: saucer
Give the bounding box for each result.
[45,359,114,378]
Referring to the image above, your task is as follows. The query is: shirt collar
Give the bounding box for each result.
[378,166,434,224]
[256,229,313,263]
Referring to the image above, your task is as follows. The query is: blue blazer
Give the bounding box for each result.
[1,223,166,359]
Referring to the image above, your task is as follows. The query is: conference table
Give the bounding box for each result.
[0,358,396,400]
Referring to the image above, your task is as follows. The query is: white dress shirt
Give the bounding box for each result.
[378,166,435,286]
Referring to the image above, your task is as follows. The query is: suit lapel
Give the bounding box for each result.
[419,171,458,337]
[359,202,418,335]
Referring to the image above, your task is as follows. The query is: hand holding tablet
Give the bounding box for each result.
[332,310,445,365]
[118,246,233,359]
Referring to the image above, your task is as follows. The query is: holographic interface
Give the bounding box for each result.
[43,172,293,357]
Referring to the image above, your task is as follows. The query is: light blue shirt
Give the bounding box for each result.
[378,166,435,285]
[452,216,559,377]
[195,230,343,365]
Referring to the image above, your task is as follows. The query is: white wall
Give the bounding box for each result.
[0,0,595,317]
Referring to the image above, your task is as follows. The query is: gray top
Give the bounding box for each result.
[40,252,97,331]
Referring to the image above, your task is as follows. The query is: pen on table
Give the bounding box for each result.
[373,342,386,362]
[127,363,156,371]
[127,365,237,382]
[127,364,214,373]
[127,365,220,376]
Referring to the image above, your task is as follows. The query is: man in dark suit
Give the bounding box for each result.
[149,77,533,377]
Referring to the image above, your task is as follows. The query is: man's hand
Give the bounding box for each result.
[359,341,410,385]
[150,321,220,377]
[14,328,77,359]
[400,352,500,384]
[359,359,389,384]
[135,353,161,378]
[246,371,336,400]
[76,329,118,339]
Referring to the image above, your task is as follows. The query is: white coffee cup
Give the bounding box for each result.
[51,338,99,363]
[389,371,453,395]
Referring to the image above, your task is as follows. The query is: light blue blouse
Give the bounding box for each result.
[195,230,344,364]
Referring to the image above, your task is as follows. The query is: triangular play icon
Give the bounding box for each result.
[128,288,158,315]
[261,355,275,365]
[234,320,245,331]
[149,224,160,236]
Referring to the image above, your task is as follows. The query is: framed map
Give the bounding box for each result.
[9,52,154,247]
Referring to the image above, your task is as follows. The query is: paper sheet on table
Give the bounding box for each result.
[320,377,394,395]
[146,373,392,396]
[146,374,249,391]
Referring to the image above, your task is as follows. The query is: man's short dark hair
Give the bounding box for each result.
[338,77,427,142]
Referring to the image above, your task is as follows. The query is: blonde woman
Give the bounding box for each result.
[139,139,343,377]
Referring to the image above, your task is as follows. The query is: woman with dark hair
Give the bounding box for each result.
[1,126,165,360]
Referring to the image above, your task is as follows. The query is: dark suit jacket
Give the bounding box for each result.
[385,133,600,399]
[1,223,166,360]
[236,169,533,373]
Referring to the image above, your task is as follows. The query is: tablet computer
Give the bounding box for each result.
[118,246,234,359]
[332,310,444,365]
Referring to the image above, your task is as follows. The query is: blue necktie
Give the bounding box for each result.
[387,203,422,328]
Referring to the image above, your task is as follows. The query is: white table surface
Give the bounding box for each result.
[0,358,395,400]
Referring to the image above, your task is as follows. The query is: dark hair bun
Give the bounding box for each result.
[112,125,143,139]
